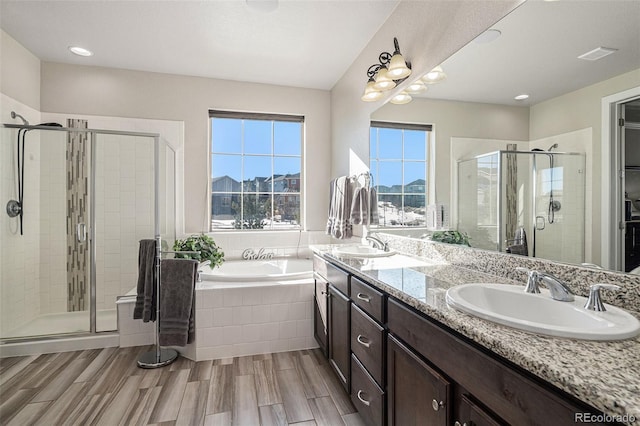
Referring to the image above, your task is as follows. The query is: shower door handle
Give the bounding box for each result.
[77,223,87,242]
[535,216,546,231]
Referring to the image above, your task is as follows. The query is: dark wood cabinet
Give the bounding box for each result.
[387,334,451,426]
[328,284,350,391]
[313,289,328,356]
[315,258,614,426]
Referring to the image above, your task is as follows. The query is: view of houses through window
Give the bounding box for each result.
[370,122,431,227]
[210,111,303,230]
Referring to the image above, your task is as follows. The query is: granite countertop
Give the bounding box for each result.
[310,244,640,424]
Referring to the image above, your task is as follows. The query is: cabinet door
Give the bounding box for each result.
[328,284,350,391]
[387,334,450,426]
[314,293,328,356]
[455,394,506,426]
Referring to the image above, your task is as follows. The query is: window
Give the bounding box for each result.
[369,121,432,227]
[210,110,303,230]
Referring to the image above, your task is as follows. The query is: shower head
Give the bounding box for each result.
[10,111,29,126]
[547,143,558,151]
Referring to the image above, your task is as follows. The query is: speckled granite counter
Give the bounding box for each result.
[311,245,640,425]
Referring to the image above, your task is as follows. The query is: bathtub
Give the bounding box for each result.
[119,257,317,360]
[198,258,313,284]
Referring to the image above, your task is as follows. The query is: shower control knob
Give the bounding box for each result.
[6,200,22,218]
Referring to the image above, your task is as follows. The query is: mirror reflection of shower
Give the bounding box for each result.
[533,143,561,224]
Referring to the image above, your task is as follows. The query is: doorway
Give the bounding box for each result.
[622,100,640,272]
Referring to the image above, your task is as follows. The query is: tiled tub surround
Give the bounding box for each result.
[118,278,317,361]
[311,243,640,424]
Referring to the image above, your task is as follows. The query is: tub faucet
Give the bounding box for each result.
[366,235,389,251]
[516,267,574,302]
[197,260,211,282]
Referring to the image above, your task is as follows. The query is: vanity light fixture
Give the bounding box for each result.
[69,46,93,57]
[514,94,530,101]
[390,91,412,105]
[422,66,447,84]
[361,38,412,102]
[405,80,427,94]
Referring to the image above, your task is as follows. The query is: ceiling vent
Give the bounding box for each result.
[578,47,618,61]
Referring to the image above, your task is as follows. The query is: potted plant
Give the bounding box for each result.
[172,234,225,268]
[429,230,471,247]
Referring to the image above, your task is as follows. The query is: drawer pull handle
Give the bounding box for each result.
[432,399,444,411]
[357,293,371,303]
[357,390,371,406]
[356,334,371,348]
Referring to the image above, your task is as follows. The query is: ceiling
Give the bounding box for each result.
[0,0,400,90]
[416,0,640,106]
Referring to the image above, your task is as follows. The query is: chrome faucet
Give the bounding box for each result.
[196,260,211,282]
[516,267,574,302]
[365,234,389,251]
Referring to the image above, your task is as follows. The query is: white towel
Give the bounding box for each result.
[326,176,353,239]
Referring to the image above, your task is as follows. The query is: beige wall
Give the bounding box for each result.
[530,68,640,265]
[329,1,523,180]
[40,62,332,233]
[0,30,40,111]
[372,98,529,205]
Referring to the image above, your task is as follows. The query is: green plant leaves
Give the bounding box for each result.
[172,234,225,268]
[430,230,471,247]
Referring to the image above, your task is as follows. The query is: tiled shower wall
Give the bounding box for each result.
[0,95,42,334]
[94,134,155,312]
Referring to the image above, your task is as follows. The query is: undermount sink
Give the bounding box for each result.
[446,283,640,341]
[333,245,396,258]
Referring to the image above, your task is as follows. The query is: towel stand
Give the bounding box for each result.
[137,236,199,369]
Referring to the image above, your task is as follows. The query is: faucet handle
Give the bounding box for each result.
[584,283,620,312]
[515,267,540,294]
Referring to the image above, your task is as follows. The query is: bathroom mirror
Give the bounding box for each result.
[371,0,640,273]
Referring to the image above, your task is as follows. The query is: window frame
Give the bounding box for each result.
[209,110,304,231]
[369,121,434,229]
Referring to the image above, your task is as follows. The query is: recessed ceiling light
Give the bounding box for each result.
[69,46,93,57]
[473,29,502,44]
[578,47,618,61]
[514,94,529,101]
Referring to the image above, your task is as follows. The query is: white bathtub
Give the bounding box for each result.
[198,258,313,283]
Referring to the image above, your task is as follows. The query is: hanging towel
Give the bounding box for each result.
[326,176,353,239]
[350,186,368,225]
[369,187,379,225]
[159,258,198,346]
[134,239,157,322]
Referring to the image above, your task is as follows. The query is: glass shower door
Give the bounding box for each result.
[93,133,156,332]
[531,153,586,264]
[1,127,91,340]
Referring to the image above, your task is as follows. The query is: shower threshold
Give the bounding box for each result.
[1,309,117,340]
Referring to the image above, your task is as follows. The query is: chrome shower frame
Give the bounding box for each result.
[1,123,173,344]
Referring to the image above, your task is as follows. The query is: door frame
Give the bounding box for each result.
[601,86,640,270]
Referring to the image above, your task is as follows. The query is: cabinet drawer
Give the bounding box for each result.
[351,354,384,426]
[327,262,349,296]
[351,275,384,323]
[387,298,606,426]
[351,304,385,387]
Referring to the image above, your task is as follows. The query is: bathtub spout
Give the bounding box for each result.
[197,260,211,282]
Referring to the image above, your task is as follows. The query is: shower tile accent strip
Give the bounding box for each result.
[380,232,640,313]
[66,118,89,312]
[504,143,518,243]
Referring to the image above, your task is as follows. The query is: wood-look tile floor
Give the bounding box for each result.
[0,345,366,426]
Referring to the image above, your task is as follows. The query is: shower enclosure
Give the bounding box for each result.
[1,122,175,342]
[457,150,585,264]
